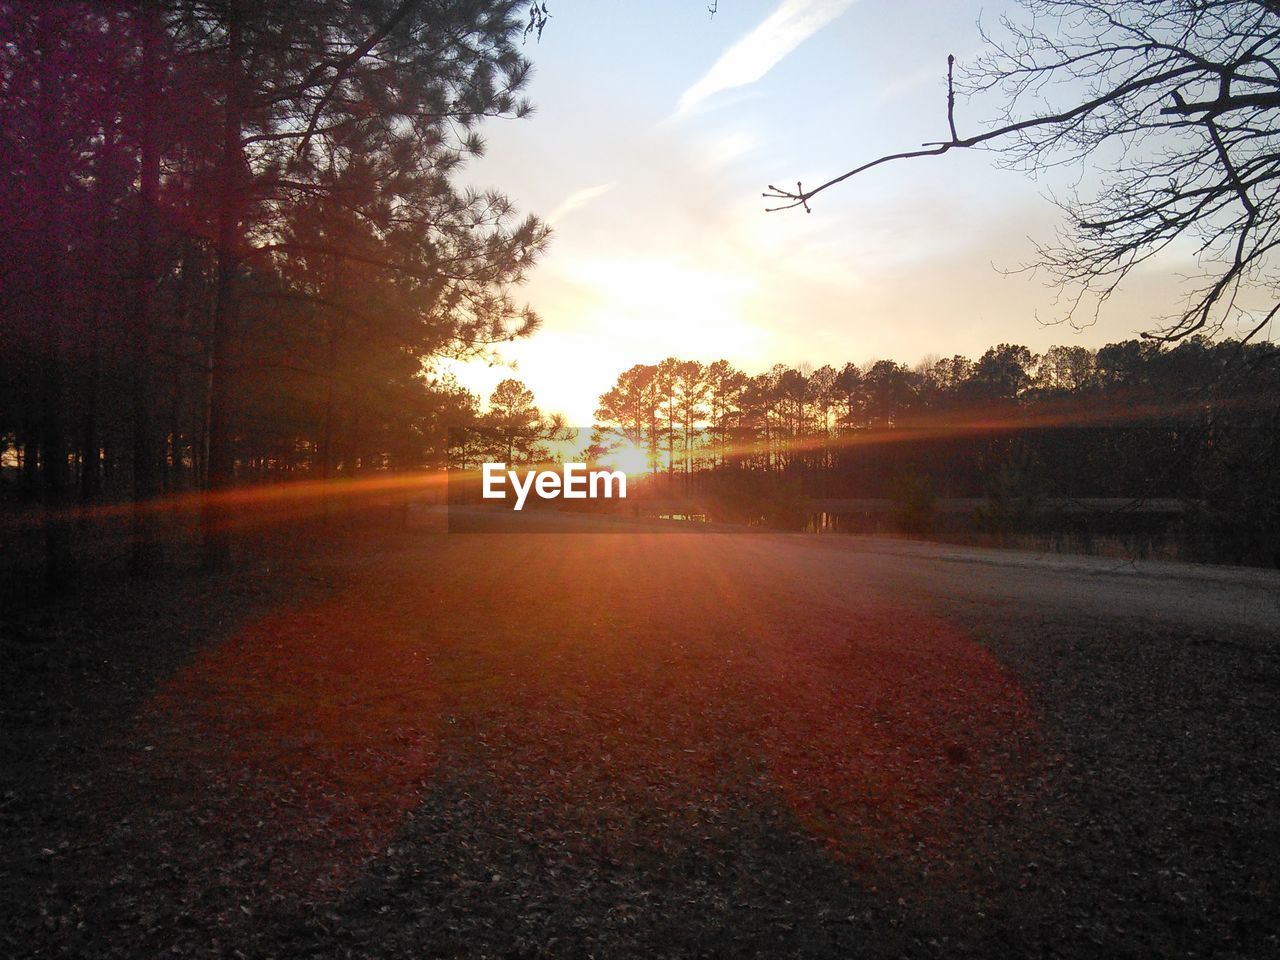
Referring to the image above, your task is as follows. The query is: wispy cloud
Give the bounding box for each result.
[547,182,616,225]
[675,0,859,118]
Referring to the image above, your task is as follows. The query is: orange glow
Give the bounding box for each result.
[8,390,1256,542]
[128,587,441,907]
[598,441,651,477]
[756,609,1041,889]
[75,525,1046,921]
[0,470,452,532]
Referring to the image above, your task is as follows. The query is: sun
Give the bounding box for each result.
[599,441,650,477]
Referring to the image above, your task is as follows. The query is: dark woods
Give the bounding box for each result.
[589,344,1280,566]
[0,2,548,587]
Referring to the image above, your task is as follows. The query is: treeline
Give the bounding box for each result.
[589,342,1280,564]
[0,2,547,585]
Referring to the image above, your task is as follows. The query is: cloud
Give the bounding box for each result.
[675,0,859,118]
[547,182,616,225]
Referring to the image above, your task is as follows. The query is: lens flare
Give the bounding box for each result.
[598,441,651,477]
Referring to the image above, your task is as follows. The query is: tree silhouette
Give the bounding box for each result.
[171,0,548,566]
[703,359,747,467]
[593,364,662,475]
[672,360,710,487]
[484,378,555,464]
[0,1,547,585]
[587,339,1278,563]
[766,0,1280,345]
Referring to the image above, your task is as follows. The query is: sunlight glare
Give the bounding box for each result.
[599,442,650,477]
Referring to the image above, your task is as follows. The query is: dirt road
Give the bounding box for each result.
[447,505,1280,631]
[4,515,1278,958]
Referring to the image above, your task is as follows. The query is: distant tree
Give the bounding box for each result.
[703,359,746,466]
[587,344,1279,562]
[1035,345,1097,395]
[739,370,782,469]
[862,360,917,427]
[1096,340,1158,390]
[806,364,839,479]
[654,358,683,481]
[593,364,661,472]
[766,0,1280,347]
[807,365,838,434]
[966,344,1037,403]
[670,360,709,484]
[832,362,865,431]
[923,356,975,400]
[779,365,813,440]
[420,375,480,467]
[484,379,549,463]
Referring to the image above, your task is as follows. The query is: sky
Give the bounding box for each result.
[444,0,1212,423]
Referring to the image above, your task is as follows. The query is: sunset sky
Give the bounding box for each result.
[448,0,1207,422]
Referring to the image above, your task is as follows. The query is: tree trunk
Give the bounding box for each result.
[201,1,244,570]
[319,254,342,520]
[35,14,72,592]
[131,11,162,575]
[79,305,101,508]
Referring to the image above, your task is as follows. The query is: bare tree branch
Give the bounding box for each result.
[766,0,1280,344]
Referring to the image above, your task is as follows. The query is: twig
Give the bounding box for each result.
[947,53,958,143]
[763,61,1197,212]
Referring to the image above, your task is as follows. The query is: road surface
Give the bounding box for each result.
[5,511,1278,958]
